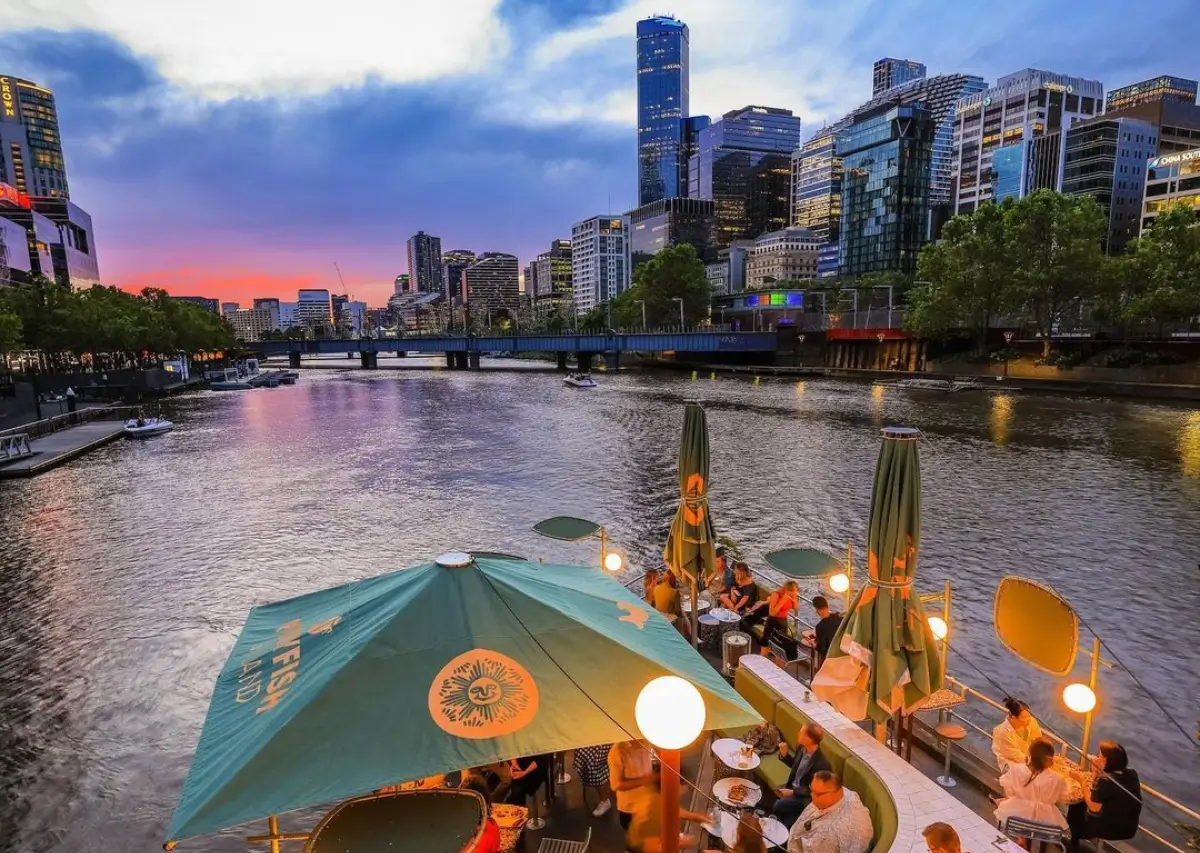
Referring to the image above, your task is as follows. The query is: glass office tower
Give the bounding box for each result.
[689,105,802,250]
[637,15,690,205]
[838,104,934,277]
[1107,75,1197,112]
[0,75,69,198]
[873,58,926,96]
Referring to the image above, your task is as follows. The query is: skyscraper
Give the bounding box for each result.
[952,68,1103,214]
[1062,116,1158,253]
[0,75,69,198]
[627,198,715,267]
[462,253,519,315]
[571,216,628,315]
[636,15,690,205]
[441,249,476,304]
[689,105,803,250]
[532,239,573,314]
[790,129,843,277]
[393,273,409,294]
[295,289,333,329]
[873,58,927,96]
[405,231,442,294]
[1106,75,1197,112]
[253,297,282,329]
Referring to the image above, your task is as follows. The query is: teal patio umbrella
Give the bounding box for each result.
[811,427,944,723]
[166,553,759,845]
[663,401,719,643]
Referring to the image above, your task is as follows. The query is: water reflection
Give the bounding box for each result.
[0,371,1197,852]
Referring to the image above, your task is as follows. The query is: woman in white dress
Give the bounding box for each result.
[994,739,1069,840]
[992,696,1044,772]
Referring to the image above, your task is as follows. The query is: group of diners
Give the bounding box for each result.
[989,696,1142,849]
[642,546,845,665]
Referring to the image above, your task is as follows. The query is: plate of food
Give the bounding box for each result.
[713,777,762,808]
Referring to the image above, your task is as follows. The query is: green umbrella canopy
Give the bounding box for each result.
[663,402,718,584]
[306,789,486,853]
[812,427,944,723]
[167,553,759,844]
[762,548,844,579]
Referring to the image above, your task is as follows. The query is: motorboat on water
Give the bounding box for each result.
[210,368,253,391]
[563,372,597,388]
[124,416,174,438]
[892,376,987,393]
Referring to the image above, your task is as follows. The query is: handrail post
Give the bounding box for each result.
[1079,636,1101,768]
[941,579,951,675]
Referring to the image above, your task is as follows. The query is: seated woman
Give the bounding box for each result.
[994,738,1068,842]
[643,568,660,606]
[652,570,690,639]
[719,562,758,614]
[743,581,799,654]
[992,697,1044,772]
[460,774,502,853]
[1066,741,1142,848]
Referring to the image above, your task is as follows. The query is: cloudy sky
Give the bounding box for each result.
[0,0,1195,306]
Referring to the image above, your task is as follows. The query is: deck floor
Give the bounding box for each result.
[0,421,125,478]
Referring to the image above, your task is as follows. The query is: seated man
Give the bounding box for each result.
[772,723,831,827]
[922,822,963,853]
[719,562,758,614]
[786,771,873,853]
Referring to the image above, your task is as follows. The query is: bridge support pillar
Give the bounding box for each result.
[577,351,594,371]
[556,351,569,372]
[359,351,378,369]
[468,351,481,370]
[454,351,468,370]
[288,352,302,369]
[604,350,619,370]
[347,352,356,359]
[445,352,455,369]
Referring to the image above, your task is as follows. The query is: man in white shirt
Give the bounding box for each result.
[786,771,873,853]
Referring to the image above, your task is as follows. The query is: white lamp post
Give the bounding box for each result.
[635,676,706,853]
[672,297,685,330]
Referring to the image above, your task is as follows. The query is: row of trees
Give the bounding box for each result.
[908,191,1200,355]
[0,277,237,367]
[578,243,711,330]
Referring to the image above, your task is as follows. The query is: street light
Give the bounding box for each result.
[533,516,623,577]
[636,676,706,853]
[927,616,948,641]
[671,297,685,330]
[604,551,624,572]
[1063,682,1096,713]
[1064,635,1102,767]
[1003,330,1015,378]
[635,299,647,331]
[877,331,887,370]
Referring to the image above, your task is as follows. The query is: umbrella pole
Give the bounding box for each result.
[660,749,682,853]
[690,574,699,649]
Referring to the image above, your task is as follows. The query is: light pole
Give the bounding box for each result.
[1063,639,1101,768]
[877,331,887,369]
[671,297,685,330]
[838,289,859,329]
[1003,330,1014,377]
[635,677,706,853]
[533,516,624,577]
[636,299,647,331]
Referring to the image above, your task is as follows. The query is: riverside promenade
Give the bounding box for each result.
[0,412,131,479]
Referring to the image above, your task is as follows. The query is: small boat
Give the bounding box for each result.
[563,372,597,388]
[210,368,254,391]
[279,372,297,385]
[893,377,986,393]
[124,416,174,438]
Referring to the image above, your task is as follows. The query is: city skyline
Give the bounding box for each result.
[0,0,1196,306]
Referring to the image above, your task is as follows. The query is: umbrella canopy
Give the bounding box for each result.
[662,402,718,586]
[167,553,759,844]
[762,548,843,579]
[812,427,944,723]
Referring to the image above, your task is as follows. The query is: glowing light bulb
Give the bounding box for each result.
[927,615,948,641]
[828,572,850,594]
[604,552,623,572]
[635,676,706,750]
[1063,683,1097,714]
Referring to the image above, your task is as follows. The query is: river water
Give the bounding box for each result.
[1,364,1197,852]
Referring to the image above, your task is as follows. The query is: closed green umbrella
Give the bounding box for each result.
[166,553,759,845]
[662,401,719,644]
[812,427,944,723]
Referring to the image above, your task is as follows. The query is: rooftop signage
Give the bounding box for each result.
[1148,148,1200,169]
[0,76,17,121]
[0,182,30,209]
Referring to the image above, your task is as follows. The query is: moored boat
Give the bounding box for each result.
[124,416,174,438]
[563,372,597,388]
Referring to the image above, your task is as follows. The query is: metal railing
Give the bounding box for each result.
[0,405,138,441]
[0,433,32,460]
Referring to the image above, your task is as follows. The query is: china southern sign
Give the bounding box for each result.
[1148,149,1200,169]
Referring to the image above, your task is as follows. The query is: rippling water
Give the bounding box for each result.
[1,365,1198,852]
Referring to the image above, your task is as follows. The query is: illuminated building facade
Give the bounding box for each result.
[462,252,519,314]
[952,68,1103,213]
[530,239,573,315]
[571,216,627,315]
[1062,116,1158,253]
[873,58,926,96]
[0,75,69,199]
[228,308,274,342]
[0,187,98,288]
[296,289,333,329]
[745,227,820,289]
[688,105,802,251]
[637,15,691,205]
[1106,75,1197,112]
[1142,147,1200,231]
[839,103,935,278]
[406,231,443,294]
[791,130,843,277]
[627,197,714,267]
[441,249,476,304]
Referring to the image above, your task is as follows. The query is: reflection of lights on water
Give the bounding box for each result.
[872,384,884,399]
[795,381,805,397]
[990,394,1014,445]
[1180,411,1200,478]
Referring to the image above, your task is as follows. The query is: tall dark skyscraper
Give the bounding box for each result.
[872,58,926,96]
[689,105,803,250]
[636,15,690,205]
[0,74,69,199]
[405,230,443,294]
[441,249,476,304]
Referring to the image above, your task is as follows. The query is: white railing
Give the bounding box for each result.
[0,433,32,460]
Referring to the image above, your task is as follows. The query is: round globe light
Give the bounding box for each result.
[635,676,706,750]
[604,551,624,572]
[927,615,949,641]
[828,572,850,594]
[1063,682,1097,714]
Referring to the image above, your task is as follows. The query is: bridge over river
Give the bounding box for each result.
[247,330,781,370]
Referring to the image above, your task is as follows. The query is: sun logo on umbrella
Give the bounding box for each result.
[429,649,539,738]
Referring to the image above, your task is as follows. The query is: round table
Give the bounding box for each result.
[681,597,711,614]
[715,812,788,848]
[713,776,762,809]
[1051,757,1094,805]
[711,608,742,640]
[698,613,722,649]
[711,738,761,771]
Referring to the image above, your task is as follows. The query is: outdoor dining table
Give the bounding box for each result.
[1051,756,1095,805]
[711,737,761,772]
[491,804,528,853]
[680,596,711,614]
[713,776,762,809]
[712,811,789,849]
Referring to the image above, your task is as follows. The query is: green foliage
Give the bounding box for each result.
[0,306,22,354]
[1123,202,1200,325]
[0,278,236,364]
[610,243,711,328]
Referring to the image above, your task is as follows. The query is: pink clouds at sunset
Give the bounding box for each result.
[115,266,398,307]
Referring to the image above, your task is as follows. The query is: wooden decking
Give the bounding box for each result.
[0,421,126,479]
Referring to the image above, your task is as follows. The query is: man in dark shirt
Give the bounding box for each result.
[719,562,758,613]
[772,723,831,827]
[812,595,843,668]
